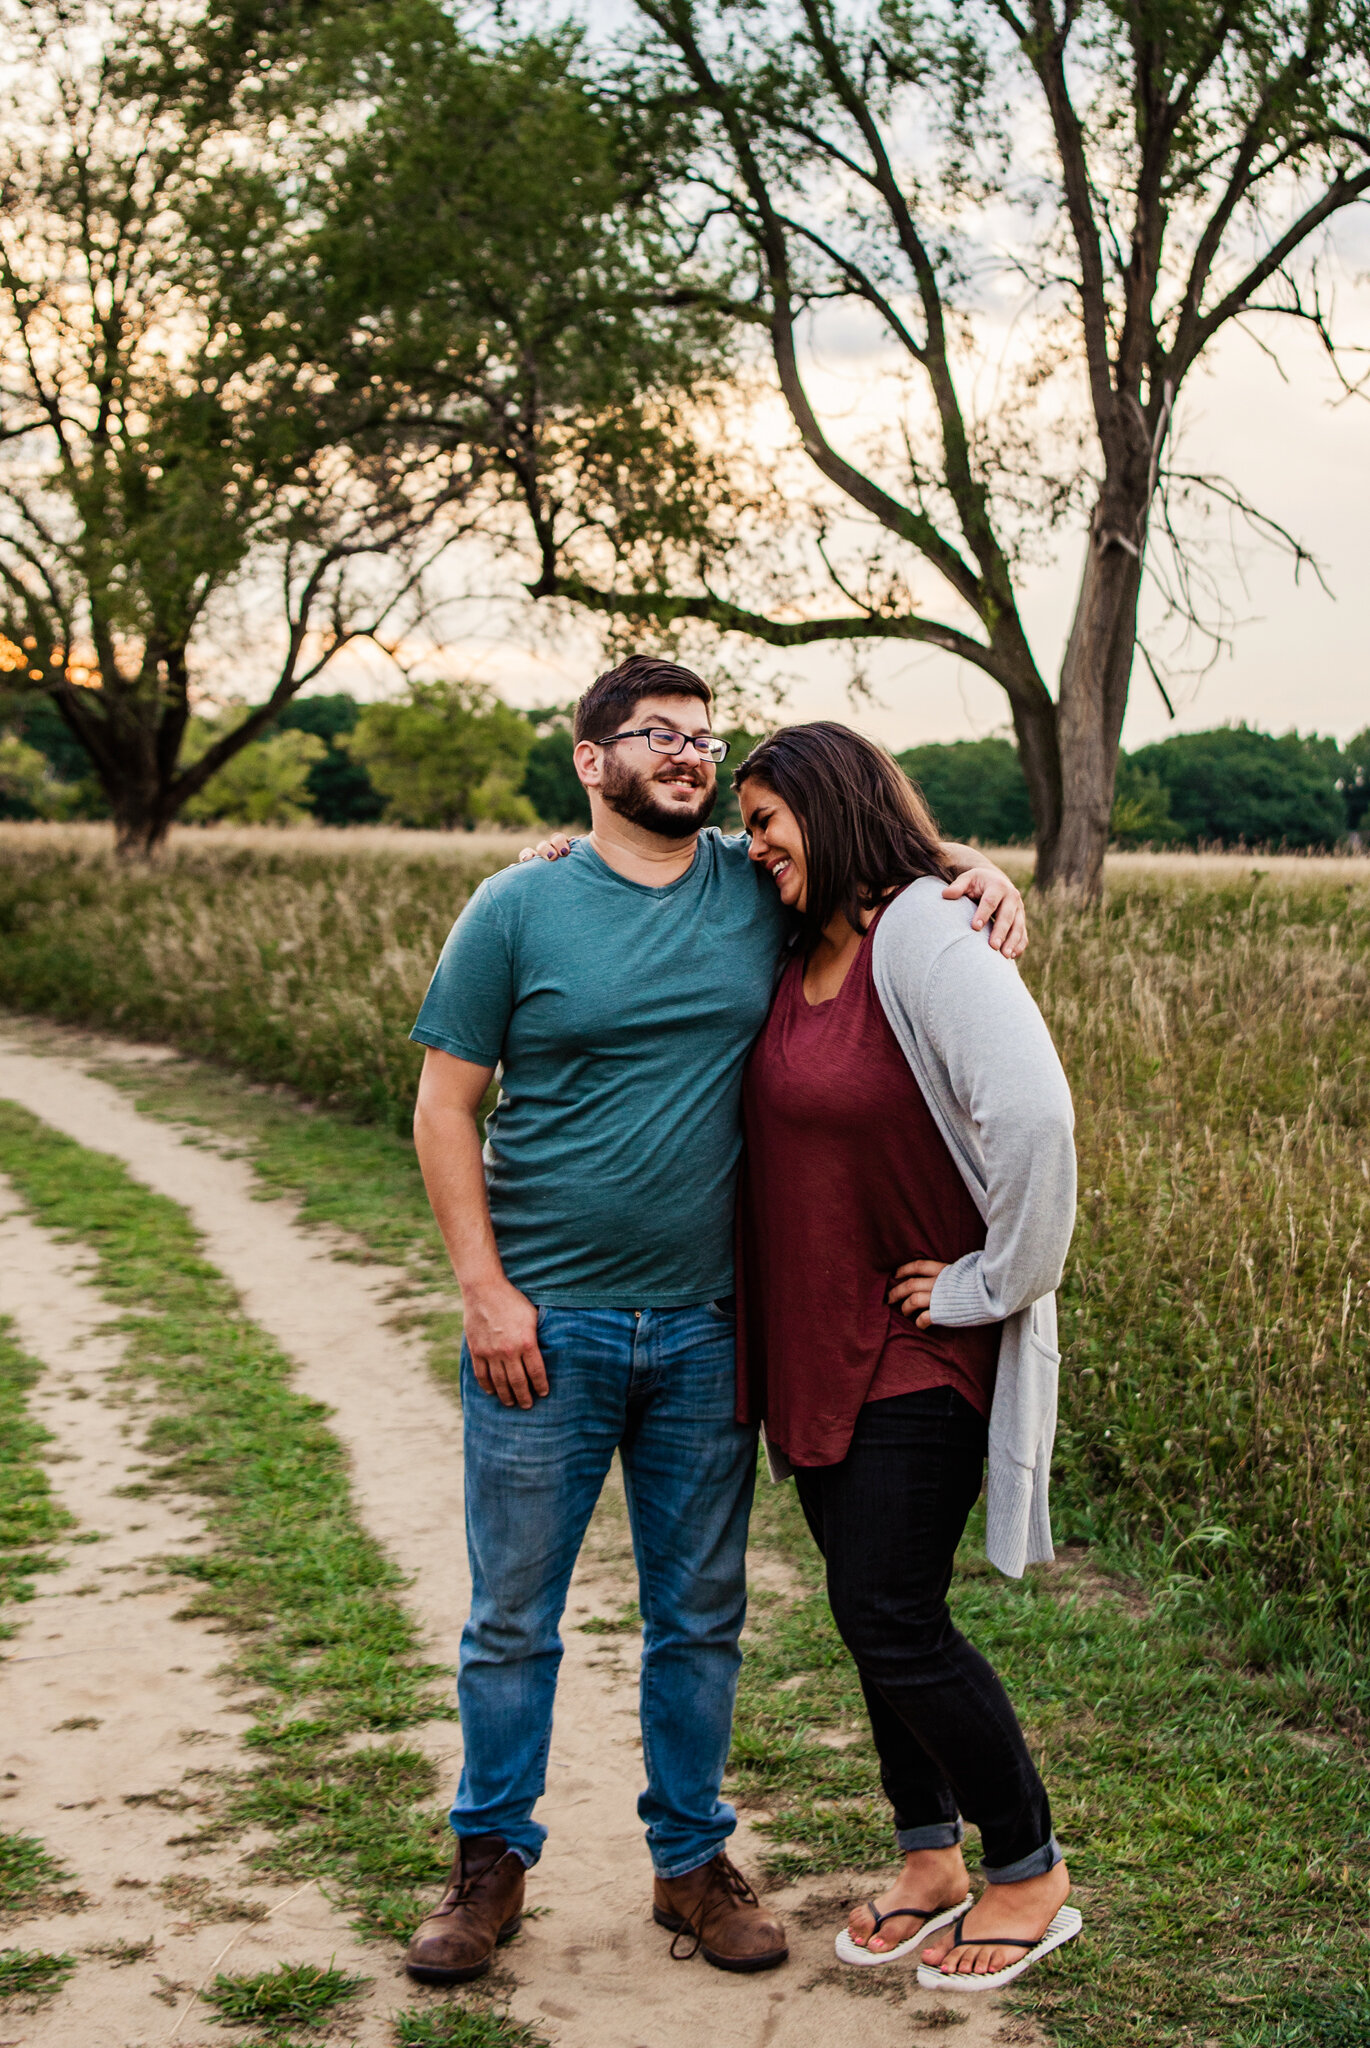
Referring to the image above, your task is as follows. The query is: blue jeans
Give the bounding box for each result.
[453,1302,757,1878]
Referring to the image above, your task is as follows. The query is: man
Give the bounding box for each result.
[404,655,1025,1985]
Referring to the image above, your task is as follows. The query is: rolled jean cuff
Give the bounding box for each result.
[982,1833,1063,1885]
[895,1818,965,1853]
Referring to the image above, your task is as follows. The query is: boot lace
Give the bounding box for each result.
[669,1855,760,1960]
[435,1851,501,1917]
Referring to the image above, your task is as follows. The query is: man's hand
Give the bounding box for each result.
[888,1258,950,1329]
[942,865,1028,959]
[519,834,575,862]
[462,1278,549,1408]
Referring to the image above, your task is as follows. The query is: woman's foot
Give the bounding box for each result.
[846,1847,972,1955]
[919,1859,1071,1977]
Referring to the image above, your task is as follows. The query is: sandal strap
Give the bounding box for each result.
[939,1910,1037,1955]
[867,1901,944,1933]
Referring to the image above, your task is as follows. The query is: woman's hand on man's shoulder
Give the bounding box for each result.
[518,834,577,863]
[941,864,1028,960]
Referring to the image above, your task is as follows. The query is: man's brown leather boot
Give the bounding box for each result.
[653,1851,788,1972]
[404,1834,525,1984]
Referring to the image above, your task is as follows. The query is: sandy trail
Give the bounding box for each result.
[0,1180,406,2048]
[0,1030,1028,2048]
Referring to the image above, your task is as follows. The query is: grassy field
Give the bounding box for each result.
[0,824,511,1125]
[13,1035,1366,2048]
[0,826,1366,1685]
[0,825,1368,2042]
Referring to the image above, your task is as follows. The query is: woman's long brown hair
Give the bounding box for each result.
[733,722,952,950]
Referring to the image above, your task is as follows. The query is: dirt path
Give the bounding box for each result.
[0,1179,404,2048]
[0,1030,1028,2048]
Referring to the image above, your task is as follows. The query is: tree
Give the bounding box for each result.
[0,732,70,818]
[521,710,593,827]
[182,712,325,826]
[897,738,1035,845]
[295,26,733,646]
[275,694,385,826]
[349,680,536,830]
[1108,756,1181,846]
[522,0,1370,894]
[1130,724,1345,845]
[0,0,485,855]
[1341,728,1370,835]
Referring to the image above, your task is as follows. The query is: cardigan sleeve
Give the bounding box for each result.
[916,933,1077,1328]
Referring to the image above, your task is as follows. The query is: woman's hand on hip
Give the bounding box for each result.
[942,864,1028,959]
[888,1259,950,1329]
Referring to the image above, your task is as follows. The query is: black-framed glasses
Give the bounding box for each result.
[599,726,730,763]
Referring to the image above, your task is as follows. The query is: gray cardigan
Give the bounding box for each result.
[868,878,1077,1576]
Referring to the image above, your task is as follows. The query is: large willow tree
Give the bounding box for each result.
[526,0,1370,893]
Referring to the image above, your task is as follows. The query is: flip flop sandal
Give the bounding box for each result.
[834,1892,973,1967]
[915,1903,1083,1991]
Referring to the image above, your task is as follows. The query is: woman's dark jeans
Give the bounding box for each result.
[792,1385,1061,1883]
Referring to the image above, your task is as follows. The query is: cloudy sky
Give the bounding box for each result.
[306,212,1370,759]
[406,295,1370,755]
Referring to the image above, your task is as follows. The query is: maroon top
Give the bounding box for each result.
[737,905,998,1466]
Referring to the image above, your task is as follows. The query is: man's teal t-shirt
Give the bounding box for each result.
[410,832,791,1306]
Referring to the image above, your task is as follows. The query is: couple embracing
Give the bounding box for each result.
[404,655,1080,1996]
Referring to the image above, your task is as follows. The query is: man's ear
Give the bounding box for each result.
[574,739,602,790]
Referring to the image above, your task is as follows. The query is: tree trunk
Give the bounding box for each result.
[1008,687,1062,878]
[111,804,176,859]
[1037,501,1146,898]
[104,724,180,859]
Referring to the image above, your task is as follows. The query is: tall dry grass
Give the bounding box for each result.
[0,831,506,1122]
[0,826,1365,1671]
[1033,875,1370,1676]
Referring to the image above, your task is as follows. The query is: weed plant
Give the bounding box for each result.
[0,1946,76,2003]
[0,1832,82,1920]
[392,2007,550,2046]
[200,1959,367,2029]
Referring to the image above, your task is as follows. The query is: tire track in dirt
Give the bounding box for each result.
[0,1031,1026,2048]
[0,1181,406,2048]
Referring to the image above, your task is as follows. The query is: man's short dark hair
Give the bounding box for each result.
[573,655,713,745]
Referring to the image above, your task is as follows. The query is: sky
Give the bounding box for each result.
[316,292,1370,756]
[281,156,1370,762]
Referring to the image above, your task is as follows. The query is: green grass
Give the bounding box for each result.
[0,1832,84,1920]
[0,1100,547,2046]
[0,1946,76,2003]
[0,1103,455,1944]
[200,1959,367,2031]
[0,1316,76,1629]
[393,2006,550,2047]
[735,1478,1370,2048]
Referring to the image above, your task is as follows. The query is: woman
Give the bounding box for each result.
[735,722,1080,1992]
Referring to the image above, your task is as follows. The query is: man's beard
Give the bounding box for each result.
[600,755,717,839]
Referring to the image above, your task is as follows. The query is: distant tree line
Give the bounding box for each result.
[900,726,1370,851]
[3,679,1365,852]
